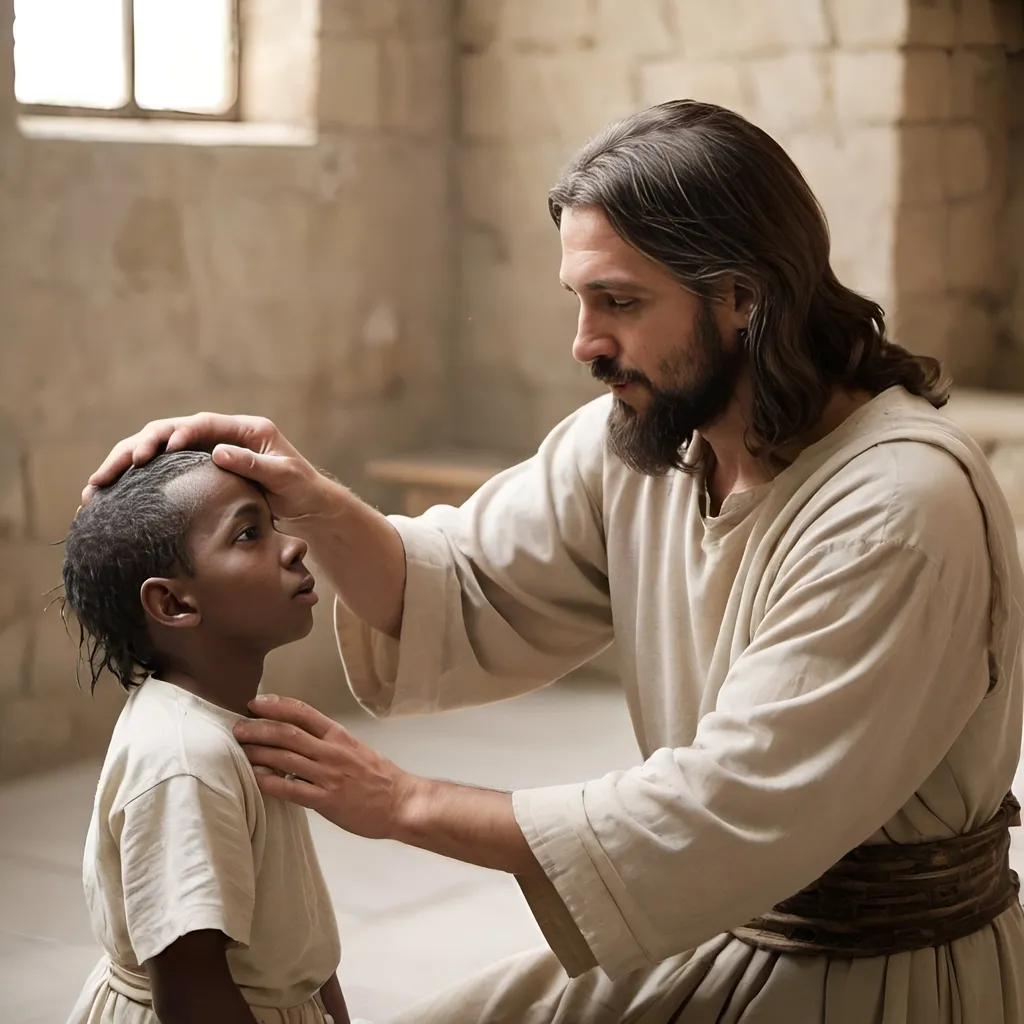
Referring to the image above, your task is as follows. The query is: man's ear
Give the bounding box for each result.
[140,578,201,629]
[713,273,759,334]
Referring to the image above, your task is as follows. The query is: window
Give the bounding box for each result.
[13,0,240,119]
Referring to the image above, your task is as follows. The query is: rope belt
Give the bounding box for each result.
[732,793,1022,957]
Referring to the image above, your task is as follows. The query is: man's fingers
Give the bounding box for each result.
[233,716,327,759]
[240,744,320,782]
[245,695,340,741]
[83,412,285,500]
[251,768,323,809]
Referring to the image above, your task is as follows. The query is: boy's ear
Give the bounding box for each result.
[140,578,201,629]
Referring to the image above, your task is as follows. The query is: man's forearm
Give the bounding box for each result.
[392,776,543,877]
[291,477,407,638]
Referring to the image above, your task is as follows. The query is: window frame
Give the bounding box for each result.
[14,0,242,122]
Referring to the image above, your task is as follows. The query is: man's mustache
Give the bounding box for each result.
[590,358,651,389]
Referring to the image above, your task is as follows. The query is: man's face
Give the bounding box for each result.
[559,205,745,475]
[168,467,317,651]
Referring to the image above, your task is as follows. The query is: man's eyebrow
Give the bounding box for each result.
[560,278,649,293]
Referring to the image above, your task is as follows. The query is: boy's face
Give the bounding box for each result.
[169,466,317,650]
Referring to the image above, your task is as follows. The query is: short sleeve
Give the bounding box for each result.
[121,774,256,964]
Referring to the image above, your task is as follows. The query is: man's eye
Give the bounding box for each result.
[607,297,637,310]
[236,526,260,542]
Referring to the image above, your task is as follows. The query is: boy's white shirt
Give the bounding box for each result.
[68,676,340,1020]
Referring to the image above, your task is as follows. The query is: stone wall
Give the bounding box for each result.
[0,0,455,779]
[6,0,1024,781]
[999,46,1024,382]
[892,0,1022,386]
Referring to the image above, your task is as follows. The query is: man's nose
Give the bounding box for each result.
[571,308,617,364]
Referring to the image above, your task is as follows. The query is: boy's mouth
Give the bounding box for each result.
[293,573,317,598]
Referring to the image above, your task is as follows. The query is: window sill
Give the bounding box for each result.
[17,115,317,147]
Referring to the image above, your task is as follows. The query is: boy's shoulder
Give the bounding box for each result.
[100,678,258,812]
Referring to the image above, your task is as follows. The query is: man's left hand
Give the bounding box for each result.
[233,695,411,840]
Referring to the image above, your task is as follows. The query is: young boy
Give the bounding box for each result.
[62,450,351,1024]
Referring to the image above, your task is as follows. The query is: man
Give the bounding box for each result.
[86,101,1024,1023]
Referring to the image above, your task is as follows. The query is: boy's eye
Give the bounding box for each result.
[235,525,260,543]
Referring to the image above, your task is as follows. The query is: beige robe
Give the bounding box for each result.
[335,387,1024,1023]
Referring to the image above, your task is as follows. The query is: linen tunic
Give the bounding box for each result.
[336,387,1024,1023]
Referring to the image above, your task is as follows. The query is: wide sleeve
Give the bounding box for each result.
[120,774,257,965]
[513,502,995,978]
[335,399,616,717]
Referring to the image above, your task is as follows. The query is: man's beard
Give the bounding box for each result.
[593,302,744,476]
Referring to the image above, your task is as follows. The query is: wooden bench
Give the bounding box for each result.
[365,449,517,517]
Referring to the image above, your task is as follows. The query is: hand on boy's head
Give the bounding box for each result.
[82,412,329,521]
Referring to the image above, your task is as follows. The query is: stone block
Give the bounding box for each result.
[456,0,503,51]
[833,50,904,123]
[0,695,76,779]
[453,367,541,451]
[241,0,319,126]
[461,140,576,237]
[27,441,114,544]
[0,437,26,541]
[890,293,953,366]
[198,195,312,299]
[318,38,381,128]
[909,0,958,47]
[462,53,635,143]
[319,0,402,37]
[899,126,945,206]
[1009,57,1024,127]
[943,299,998,385]
[789,128,899,300]
[496,0,594,49]
[0,538,32,630]
[903,49,953,121]
[29,595,81,697]
[942,124,990,199]
[747,52,830,130]
[594,0,677,56]
[672,0,829,56]
[827,0,910,47]
[894,206,948,293]
[381,40,453,134]
[639,58,748,113]
[947,198,996,291]
[998,0,1024,51]
[0,619,28,699]
[951,49,1006,120]
[957,0,1004,45]
[788,125,900,227]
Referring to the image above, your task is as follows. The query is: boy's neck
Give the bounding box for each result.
[157,652,265,717]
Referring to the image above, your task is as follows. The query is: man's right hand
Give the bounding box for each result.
[82,412,331,522]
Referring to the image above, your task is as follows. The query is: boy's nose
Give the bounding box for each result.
[282,534,308,565]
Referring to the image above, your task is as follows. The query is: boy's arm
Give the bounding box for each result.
[145,929,258,1024]
[319,971,351,1024]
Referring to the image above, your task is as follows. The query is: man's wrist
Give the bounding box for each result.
[389,772,433,845]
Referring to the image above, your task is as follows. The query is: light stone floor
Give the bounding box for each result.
[2,680,1023,1024]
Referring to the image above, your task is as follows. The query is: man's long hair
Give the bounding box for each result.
[548,100,949,459]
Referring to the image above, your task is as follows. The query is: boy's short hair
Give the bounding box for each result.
[62,450,213,692]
